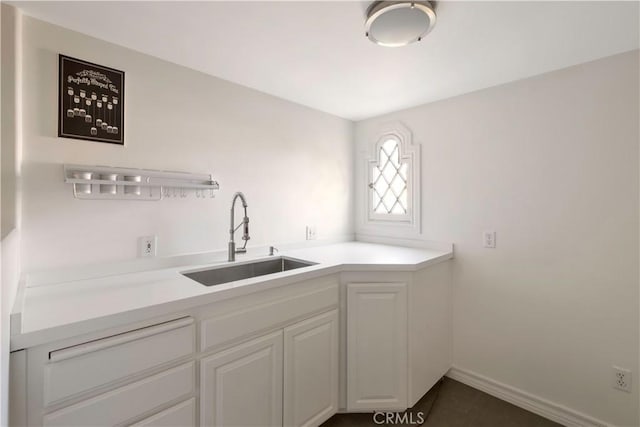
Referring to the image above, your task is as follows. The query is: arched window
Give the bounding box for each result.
[371,138,409,215]
[364,123,420,233]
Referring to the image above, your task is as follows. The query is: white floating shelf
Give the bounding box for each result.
[64,164,220,201]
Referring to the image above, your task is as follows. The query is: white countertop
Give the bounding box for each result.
[11,241,452,350]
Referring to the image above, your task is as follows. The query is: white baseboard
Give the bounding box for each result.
[446,366,611,427]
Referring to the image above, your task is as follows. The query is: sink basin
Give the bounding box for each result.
[182,256,317,287]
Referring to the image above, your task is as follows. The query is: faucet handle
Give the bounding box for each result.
[242,216,250,241]
[269,246,279,256]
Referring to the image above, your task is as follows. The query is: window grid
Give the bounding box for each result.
[370,139,408,215]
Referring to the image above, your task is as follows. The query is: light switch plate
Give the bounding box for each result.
[306,226,317,241]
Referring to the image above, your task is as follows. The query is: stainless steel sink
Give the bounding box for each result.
[182,257,316,287]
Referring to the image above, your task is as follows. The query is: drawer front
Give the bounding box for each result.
[131,398,196,427]
[45,317,195,405]
[43,362,195,426]
[201,281,338,352]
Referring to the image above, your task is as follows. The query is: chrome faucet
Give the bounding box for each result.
[228,192,249,262]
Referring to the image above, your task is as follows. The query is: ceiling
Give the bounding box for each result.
[13,1,640,121]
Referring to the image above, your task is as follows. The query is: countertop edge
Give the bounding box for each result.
[11,243,454,351]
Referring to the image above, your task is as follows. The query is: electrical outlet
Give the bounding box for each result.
[613,366,632,392]
[306,226,317,241]
[483,231,496,248]
[138,235,157,257]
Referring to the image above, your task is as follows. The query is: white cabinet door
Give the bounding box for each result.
[347,283,408,411]
[200,331,283,427]
[283,310,338,427]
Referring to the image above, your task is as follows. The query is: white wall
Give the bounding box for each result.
[1,4,23,425]
[355,51,639,427]
[19,15,354,272]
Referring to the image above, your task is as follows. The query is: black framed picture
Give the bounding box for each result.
[58,55,124,145]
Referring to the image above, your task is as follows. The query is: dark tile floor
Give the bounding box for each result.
[321,378,561,427]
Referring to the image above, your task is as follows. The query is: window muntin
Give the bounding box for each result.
[371,138,408,215]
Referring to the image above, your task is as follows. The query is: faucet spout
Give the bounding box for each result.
[229,192,250,262]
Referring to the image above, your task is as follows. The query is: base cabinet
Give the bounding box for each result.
[284,310,338,427]
[346,283,408,411]
[43,362,196,426]
[200,331,284,427]
[29,318,197,427]
[16,265,451,425]
[200,309,339,427]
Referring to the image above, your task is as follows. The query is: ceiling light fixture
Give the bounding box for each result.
[365,1,437,47]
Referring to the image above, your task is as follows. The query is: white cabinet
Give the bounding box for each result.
[198,278,340,427]
[43,362,195,426]
[283,310,338,427]
[16,266,451,425]
[201,310,339,427]
[346,283,408,411]
[44,317,195,405]
[200,331,284,427]
[21,317,197,426]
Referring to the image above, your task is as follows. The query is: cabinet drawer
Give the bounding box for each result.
[131,398,196,427]
[43,362,195,426]
[201,282,338,352]
[45,317,195,405]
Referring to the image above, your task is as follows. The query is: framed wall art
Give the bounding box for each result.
[58,54,124,145]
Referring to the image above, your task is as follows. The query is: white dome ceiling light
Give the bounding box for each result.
[365,1,437,47]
